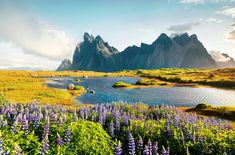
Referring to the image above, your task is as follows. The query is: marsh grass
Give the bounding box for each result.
[135,68,235,89]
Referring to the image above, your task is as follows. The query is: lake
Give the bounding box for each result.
[46,77,235,107]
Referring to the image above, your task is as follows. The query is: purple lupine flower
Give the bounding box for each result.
[56,133,64,146]
[103,113,108,123]
[165,127,171,137]
[143,145,150,155]
[21,115,29,133]
[98,113,103,125]
[44,109,48,119]
[115,141,122,155]
[79,110,84,120]
[33,115,41,128]
[10,117,19,133]
[115,118,120,134]
[50,113,57,124]
[122,113,128,126]
[161,146,170,155]
[40,134,49,155]
[148,139,152,153]
[137,136,143,152]
[64,128,71,144]
[152,142,158,155]
[109,121,114,138]
[173,115,179,127]
[181,123,186,134]
[128,133,135,155]
[42,118,50,138]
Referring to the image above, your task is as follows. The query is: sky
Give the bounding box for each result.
[0,0,235,70]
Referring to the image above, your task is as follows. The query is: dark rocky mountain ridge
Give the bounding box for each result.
[57,32,217,71]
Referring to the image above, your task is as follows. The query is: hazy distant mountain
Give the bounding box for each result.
[57,32,217,72]
[57,59,72,71]
[210,51,235,68]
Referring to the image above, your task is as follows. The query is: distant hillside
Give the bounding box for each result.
[57,32,217,71]
[210,51,235,68]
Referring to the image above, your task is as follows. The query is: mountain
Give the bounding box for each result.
[57,32,217,72]
[210,51,235,68]
[70,33,119,71]
[57,59,72,71]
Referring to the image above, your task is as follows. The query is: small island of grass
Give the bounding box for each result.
[112,81,132,88]
[135,78,168,86]
[68,85,86,96]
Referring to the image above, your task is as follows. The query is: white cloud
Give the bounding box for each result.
[168,21,200,33]
[180,0,235,4]
[207,18,223,23]
[0,41,60,70]
[0,7,74,60]
[222,7,235,18]
[221,7,235,41]
[227,28,235,40]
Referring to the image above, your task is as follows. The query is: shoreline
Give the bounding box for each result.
[178,106,235,128]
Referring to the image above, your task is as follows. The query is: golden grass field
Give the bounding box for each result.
[0,70,134,106]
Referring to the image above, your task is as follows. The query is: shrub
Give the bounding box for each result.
[67,121,115,154]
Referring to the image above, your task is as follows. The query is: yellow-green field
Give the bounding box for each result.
[0,70,134,106]
[135,68,235,89]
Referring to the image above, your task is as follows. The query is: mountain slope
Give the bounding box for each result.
[57,59,72,71]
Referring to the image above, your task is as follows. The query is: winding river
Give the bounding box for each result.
[46,77,235,107]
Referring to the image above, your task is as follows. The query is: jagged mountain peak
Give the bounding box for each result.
[151,33,173,48]
[83,32,94,43]
[95,35,104,42]
[172,33,200,46]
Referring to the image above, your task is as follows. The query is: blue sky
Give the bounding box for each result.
[0,0,235,70]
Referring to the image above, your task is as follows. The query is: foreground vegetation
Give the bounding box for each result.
[0,100,234,155]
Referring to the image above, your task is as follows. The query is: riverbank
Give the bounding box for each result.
[178,104,235,127]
